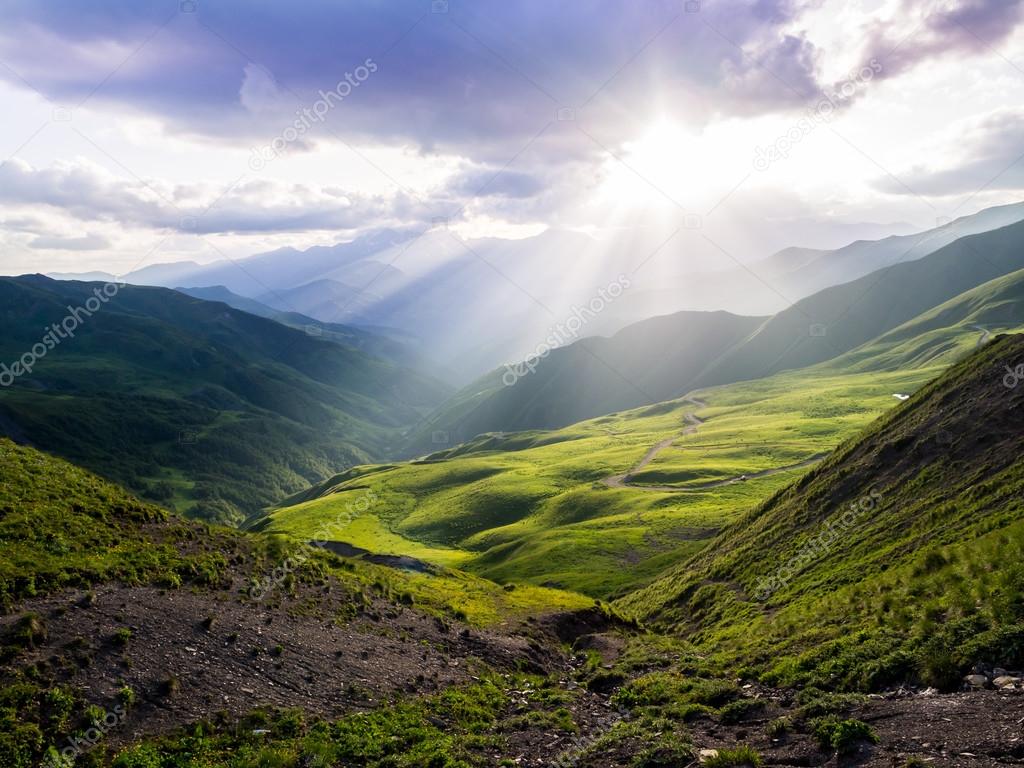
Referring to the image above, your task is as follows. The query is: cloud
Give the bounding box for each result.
[875,108,1024,196]
[860,0,1024,84]
[29,233,112,250]
[0,0,862,163]
[0,158,451,235]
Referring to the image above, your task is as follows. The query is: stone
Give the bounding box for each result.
[993,675,1022,688]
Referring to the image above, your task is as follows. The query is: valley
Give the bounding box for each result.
[4,8,1024,761]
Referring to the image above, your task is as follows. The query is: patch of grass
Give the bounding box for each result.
[703,745,763,767]
[811,717,879,754]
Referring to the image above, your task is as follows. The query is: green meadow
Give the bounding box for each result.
[251,363,943,599]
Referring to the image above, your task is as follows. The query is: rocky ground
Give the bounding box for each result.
[3,580,1022,766]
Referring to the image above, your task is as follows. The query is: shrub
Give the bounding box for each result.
[719,698,764,724]
[811,717,879,753]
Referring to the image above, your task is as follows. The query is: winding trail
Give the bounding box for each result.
[601,396,826,493]
[972,324,992,348]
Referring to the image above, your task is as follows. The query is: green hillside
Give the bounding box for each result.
[253,362,940,598]
[697,218,1024,386]
[403,310,764,456]
[257,270,1024,603]
[618,332,1024,691]
[410,219,1024,452]
[825,266,1024,372]
[0,276,451,525]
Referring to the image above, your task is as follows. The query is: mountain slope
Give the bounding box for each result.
[824,266,1024,372]
[402,310,765,456]
[751,200,1024,300]
[410,218,1024,448]
[618,332,1024,690]
[694,217,1024,387]
[176,284,438,376]
[0,276,450,524]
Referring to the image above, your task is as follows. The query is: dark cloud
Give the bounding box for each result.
[861,0,1024,83]
[0,0,843,161]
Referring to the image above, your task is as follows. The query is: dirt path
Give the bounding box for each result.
[973,324,992,348]
[602,396,825,493]
[602,398,705,489]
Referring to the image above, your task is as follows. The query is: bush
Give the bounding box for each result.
[719,698,764,724]
[811,717,879,753]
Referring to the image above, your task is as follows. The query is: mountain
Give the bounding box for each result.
[256,277,379,321]
[410,218,1024,449]
[402,310,765,456]
[176,284,440,377]
[618,332,1024,691]
[824,266,1024,373]
[0,438,602,768]
[749,200,1024,301]
[0,276,451,524]
[45,270,117,282]
[695,217,1024,387]
[122,228,417,296]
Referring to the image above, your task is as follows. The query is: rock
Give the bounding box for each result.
[698,749,719,763]
[964,674,989,688]
[993,668,1009,677]
[993,675,1022,688]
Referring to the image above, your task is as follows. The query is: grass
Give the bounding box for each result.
[617,333,1024,691]
[253,364,942,599]
[0,438,237,613]
[106,674,584,768]
[0,276,449,525]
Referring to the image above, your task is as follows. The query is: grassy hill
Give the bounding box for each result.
[618,332,1024,691]
[253,362,941,598]
[697,218,1024,387]
[0,276,451,524]
[0,440,605,768]
[822,266,1024,373]
[257,268,1024,602]
[403,310,765,456]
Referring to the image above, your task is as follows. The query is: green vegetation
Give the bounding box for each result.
[0,276,449,524]
[618,333,1024,690]
[254,364,939,598]
[703,745,763,767]
[107,674,584,768]
[405,310,763,451]
[811,717,878,753]
[0,438,237,612]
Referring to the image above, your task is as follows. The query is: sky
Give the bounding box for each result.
[2,0,1024,276]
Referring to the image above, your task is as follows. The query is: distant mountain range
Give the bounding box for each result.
[56,207,1024,384]
[409,215,1024,451]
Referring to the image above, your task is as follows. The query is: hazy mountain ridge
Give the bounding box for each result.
[0,276,451,524]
